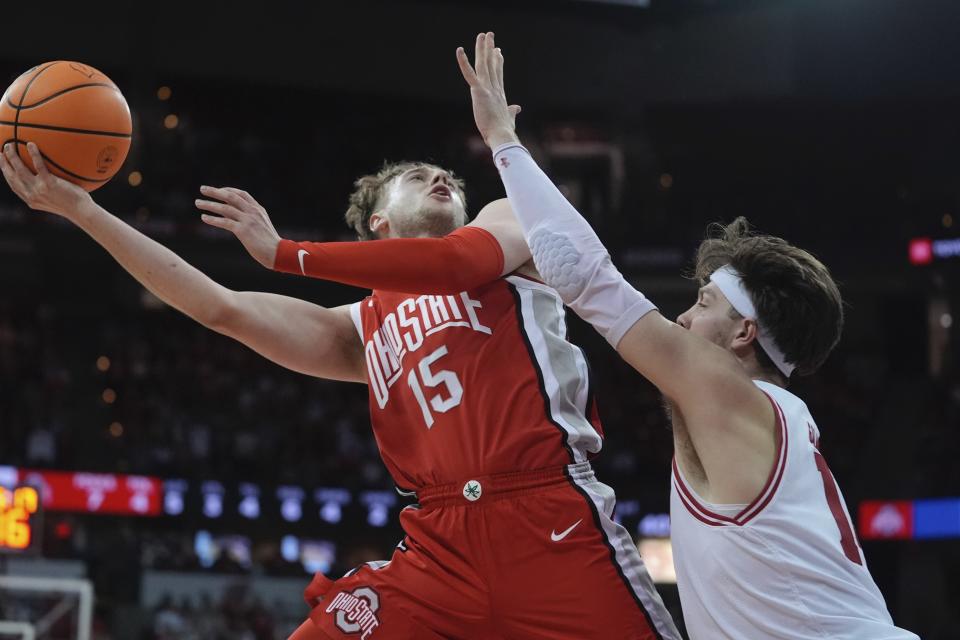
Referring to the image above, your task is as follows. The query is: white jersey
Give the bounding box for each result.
[670,380,918,640]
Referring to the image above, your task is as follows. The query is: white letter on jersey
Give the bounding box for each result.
[397,299,424,352]
[365,341,389,409]
[460,292,492,335]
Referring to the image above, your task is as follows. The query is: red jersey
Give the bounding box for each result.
[350,275,603,490]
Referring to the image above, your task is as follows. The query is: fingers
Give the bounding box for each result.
[484,33,500,91]
[508,105,522,117]
[1,143,30,195]
[456,47,479,87]
[474,32,489,84]
[3,141,29,175]
[26,142,49,177]
[0,144,21,191]
[195,197,243,221]
[199,213,238,233]
[465,31,500,88]
[221,186,258,206]
[199,185,248,207]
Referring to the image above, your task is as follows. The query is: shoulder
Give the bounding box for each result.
[471,197,514,223]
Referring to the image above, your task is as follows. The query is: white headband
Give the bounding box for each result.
[709,265,795,377]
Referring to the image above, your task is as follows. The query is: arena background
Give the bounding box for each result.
[0,1,957,638]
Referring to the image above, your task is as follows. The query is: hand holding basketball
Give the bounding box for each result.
[0,61,132,192]
[1,141,91,217]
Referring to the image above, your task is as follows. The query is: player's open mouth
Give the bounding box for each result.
[429,186,451,200]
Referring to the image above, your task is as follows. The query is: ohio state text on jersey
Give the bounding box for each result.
[350,276,602,490]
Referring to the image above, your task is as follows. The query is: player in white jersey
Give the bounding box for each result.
[457,32,920,639]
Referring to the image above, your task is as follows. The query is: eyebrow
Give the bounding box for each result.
[403,166,452,182]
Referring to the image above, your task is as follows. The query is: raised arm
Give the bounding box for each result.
[1,143,365,383]
[458,33,776,500]
[194,188,531,294]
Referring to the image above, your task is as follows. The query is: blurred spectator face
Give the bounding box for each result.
[370,165,467,239]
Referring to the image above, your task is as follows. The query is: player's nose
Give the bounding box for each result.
[429,171,452,187]
[677,310,690,329]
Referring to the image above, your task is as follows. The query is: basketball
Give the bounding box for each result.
[0,61,132,192]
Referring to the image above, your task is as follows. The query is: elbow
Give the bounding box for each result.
[202,292,240,334]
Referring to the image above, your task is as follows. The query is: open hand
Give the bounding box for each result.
[457,32,522,149]
[196,186,281,269]
[0,142,91,217]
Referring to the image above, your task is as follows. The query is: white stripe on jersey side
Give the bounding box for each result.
[553,291,593,427]
[569,468,682,640]
[349,301,363,339]
[509,277,601,463]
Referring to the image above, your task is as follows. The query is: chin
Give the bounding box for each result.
[421,202,466,230]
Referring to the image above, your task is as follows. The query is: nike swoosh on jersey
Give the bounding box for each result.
[297,249,309,275]
[551,519,583,542]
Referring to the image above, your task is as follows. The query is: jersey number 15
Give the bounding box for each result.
[407,345,463,428]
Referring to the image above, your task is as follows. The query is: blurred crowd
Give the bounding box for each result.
[2,289,957,506]
[147,588,278,640]
[0,303,382,490]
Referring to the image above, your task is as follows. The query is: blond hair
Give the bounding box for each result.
[344,161,467,240]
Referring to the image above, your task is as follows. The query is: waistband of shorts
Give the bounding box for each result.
[411,462,595,508]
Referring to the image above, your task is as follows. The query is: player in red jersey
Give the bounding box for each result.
[197,165,679,639]
[2,145,679,637]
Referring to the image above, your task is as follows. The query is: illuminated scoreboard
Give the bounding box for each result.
[0,486,41,553]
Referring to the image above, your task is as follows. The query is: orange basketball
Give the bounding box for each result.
[0,61,132,192]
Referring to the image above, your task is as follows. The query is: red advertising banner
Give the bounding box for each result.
[13,468,161,516]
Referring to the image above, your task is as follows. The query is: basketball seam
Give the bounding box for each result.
[36,149,109,183]
[0,120,131,139]
[13,62,63,156]
[16,82,121,110]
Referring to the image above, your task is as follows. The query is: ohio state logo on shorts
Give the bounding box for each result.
[325,587,381,638]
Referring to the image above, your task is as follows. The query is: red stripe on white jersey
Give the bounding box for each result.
[672,391,788,527]
[735,393,788,524]
[673,477,734,527]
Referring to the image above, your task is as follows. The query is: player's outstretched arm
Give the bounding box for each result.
[459,33,775,488]
[0,142,365,383]
[459,33,660,347]
[196,185,530,293]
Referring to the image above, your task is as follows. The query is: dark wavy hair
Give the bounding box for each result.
[692,217,844,378]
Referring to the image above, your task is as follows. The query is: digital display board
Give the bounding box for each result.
[0,486,42,553]
[16,469,162,516]
[858,498,960,540]
[0,465,671,539]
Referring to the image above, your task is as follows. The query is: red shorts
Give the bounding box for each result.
[289,463,679,640]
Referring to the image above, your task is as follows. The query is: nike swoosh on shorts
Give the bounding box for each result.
[551,519,583,542]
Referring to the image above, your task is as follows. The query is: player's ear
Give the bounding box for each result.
[369,212,389,238]
[731,317,759,352]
